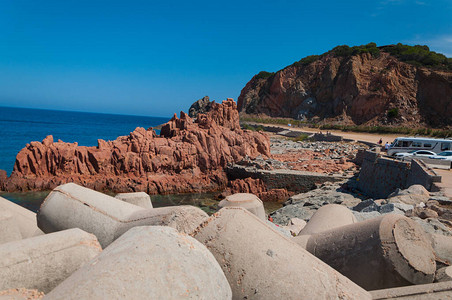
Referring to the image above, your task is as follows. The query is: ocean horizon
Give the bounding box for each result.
[0,106,170,175]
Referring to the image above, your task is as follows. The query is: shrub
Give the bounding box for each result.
[255,71,275,80]
[381,43,451,70]
[387,108,399,118]
[292,134,310,142]
[330,43,380,58]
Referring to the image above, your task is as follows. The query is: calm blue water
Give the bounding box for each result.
[0,106,169,175]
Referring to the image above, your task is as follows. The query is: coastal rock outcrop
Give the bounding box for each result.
[1,99,270,193]
[238,45,452,127]
[188,96,212,118]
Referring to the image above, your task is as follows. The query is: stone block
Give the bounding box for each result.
[304,214,436,290]
[353,199,379,212]
[191,207,371,299]
[45,226,231,300]
[298,204,357,236]
[0,196,43,238]
[219,193,266,220]
[0,228,101,293]
[114,192,153,209]
[38,183,208,248]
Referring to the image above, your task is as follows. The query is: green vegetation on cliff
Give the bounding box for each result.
[381,43,451,70]
[255,71,275,80]
[329,42,381,58]
[255,43,452,76]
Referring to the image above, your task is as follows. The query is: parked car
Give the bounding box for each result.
[428,151,452,160]
[394,150,436,160]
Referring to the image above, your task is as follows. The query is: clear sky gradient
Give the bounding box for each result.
[0,0,451,117]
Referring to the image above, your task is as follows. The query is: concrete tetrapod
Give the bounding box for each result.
[114,192,153,209]
[298,204,357,236]
[45,226,232,300]
[0,228,101,293]
[304,214,436,290]
[0,210,22,245]
[218,193,266,220]
[38,183,208,248]
[191,207,371,300]
[0,196,43,238]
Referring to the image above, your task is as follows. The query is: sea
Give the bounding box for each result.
[0,106,281,214]
[0,106,204,212]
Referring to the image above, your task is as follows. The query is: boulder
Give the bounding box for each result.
[114,192,153,209]
[269,204,316,225]
[298,204,357,236]
[353,199,379,212]
[388,184,430,206]
[45,226,232,300]
[435,266,452,282]
[429,233,452,265]
[0,228,101,293]
[38,183,208,248]
[406,207,439,219]
[412,217,452,236]
[304,214,436,290]
[191,207,371,299]
[0,196,43,238]
[282,218,306,236]
[219,193,266,220]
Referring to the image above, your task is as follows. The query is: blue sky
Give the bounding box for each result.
[0,0,451,117]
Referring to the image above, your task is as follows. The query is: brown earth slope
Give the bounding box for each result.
[238,51,452,127]
[0,99,270,193]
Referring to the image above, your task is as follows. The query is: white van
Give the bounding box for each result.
[387,137,452,156]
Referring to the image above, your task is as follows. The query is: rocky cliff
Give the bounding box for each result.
[238,44,452,127]
[0,99,270,193]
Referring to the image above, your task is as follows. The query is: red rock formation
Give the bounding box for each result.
[223,178,292,203]
[238,52,452,127]
[1,99,270,193]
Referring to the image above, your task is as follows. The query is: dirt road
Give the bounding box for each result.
[261,123,401,145]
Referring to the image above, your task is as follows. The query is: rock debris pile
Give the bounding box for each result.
[1,181,452,298]
[269,137,361,174]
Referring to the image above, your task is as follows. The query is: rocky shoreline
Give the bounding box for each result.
[0,99,270,194]
[2,98,452,298]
